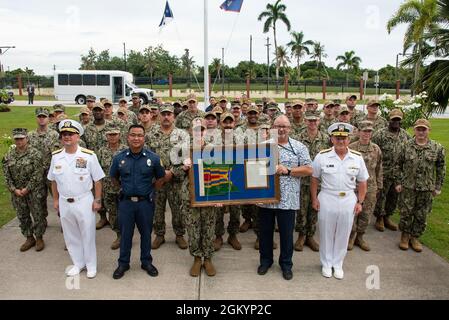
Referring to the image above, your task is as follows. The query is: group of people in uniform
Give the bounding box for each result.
[2,92,445,281]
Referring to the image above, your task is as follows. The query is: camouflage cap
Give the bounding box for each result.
[160,104,174,113]
[328,122,353,137]
[105,123,121,135]
[12,128,28,139]
[192,117,206,129]
[255,100,263,106]
[173,100,182,107]
[119,97,128,103]
[79,106,90,115]
[339,105,350,115]
[284,101,292,107]
[305,98,318,104]
[333,99,342,105]
[218,95,228,102]
[291,100,304,107]
[55,114,68,122]
[149,103,160,110]
[259,123,271,130]
[414,118,431,129]
[323,101,335,108]
[139,105,152,112]
[346,94,357,101]
[304,110,321,120]
[59,119,84,136]
[132,93,140,98]
[205,111,218,119]
[359,120,374,131]
[93,102,104,110]
[389,108,403,120]
[102,99,113,107]
[247,105,259,114]
[231,102,241,109]
[366,99,380,107]
[186,93,198,103]
[53,104,65,112]
[35,107,49,117]
[117,107,128,115]
[212,106,224,115]
[86,95,96,102]
[220,112,235,122]
[267,100,278,109]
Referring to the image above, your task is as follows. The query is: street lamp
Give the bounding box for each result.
[0,46,15,74]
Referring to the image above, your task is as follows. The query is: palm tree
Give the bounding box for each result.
[258,0,291,89]
[181,49,195,89]
[311,42,329,79]
[420,0,449,111]
[144,47,157,89]
[210,58,222,81]
[387,0,440,91]
[336,51,362,88]
[275,46,291,77]
[287,31,313,85]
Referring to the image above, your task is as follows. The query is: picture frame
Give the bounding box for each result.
[189,143,280,207]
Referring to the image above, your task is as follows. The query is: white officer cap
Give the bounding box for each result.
[328,122,353,137]
[59,119,84,136]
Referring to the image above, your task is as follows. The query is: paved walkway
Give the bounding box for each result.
[1,201,449,300]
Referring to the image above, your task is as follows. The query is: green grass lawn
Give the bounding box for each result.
[0,107,447,260]
[13,95,56,101]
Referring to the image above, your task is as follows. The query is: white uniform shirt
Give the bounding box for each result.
[47,146,105,198]
[312,147,369,191]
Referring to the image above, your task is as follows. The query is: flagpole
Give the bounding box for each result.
[204,0,209,108]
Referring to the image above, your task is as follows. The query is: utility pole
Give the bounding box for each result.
[265,37,271,92]
[123,43,127,71]
[185,48,192,89]
[221,47,225,95]
[249,35,253,79]
[0,46,16,77]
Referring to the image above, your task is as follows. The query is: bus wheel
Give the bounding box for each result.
[75,95,86,105]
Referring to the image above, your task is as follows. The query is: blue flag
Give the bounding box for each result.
[220,0,244,12]
[159,1,174,28]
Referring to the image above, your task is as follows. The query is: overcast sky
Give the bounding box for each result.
[0,0,408,75]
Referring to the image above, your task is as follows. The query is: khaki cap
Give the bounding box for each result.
[93,102,104,110]
[218,95,228,102]
[212,106,224,115]
[139,105,152,112]
[192,118,206,129]
[79,107,90,115]
[366,99,380,107]
[102,99,113,107]
[259,123,271,130]
[247,105,259,114]
[186,93,198,103]
[291,100,305,107]
[205,111,218,119]
[346,95,357,101]
[220,112,235,122]
[119,97,128,103]
[339,106,350,115]
[389,109,403,120]
[117,107,128,115]
[86,95,96,102]
[414,118,431,129]
[324,101,335,108]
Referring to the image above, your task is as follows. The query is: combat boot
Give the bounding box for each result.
[347,231,356,251]
[111,235,121,250]
[354,233,370,251]
[227,235,242,250]
[214,236,223,251]
[96,218,109,230]
[152,235,165,249]
[305,237,320,252]
[399,232,410,250]
[374,217,385,232]
[190,257,202,277]
[239,219,252,233]
[410,237,423,252]
[176,235,188,249]
[35,237,45,252]
[203,258,216,276]
[20,236,36,252]
[384,217,398,231]
[294,234,305,251]
[254,237,259,250]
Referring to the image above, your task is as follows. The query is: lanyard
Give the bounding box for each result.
[278,139,297,157]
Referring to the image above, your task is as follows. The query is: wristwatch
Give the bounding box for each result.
[286,168,291,176]
[357,200,364,205]
[94,198,102,204]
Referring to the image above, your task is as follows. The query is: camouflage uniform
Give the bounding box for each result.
[175,110,206,130]
[147,124,189,237]
[396,139,445,238]
[257,113,271,126]
[2,145,46,238]
[28,127,60,217]
[292,130,330,237]
[128,105,141,117]
[357,115,388,133]
[349,109,365,127]
[289,117,306,136]
[372,127,410,218]
[82,120,112,154]
[319,116,336,133]
[97,144,128,234]
[348,141,383,233]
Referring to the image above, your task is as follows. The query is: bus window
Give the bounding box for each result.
[97,75,110,86]
[83,74,96,86]
[58,74,69,86]
[69,74,82,86]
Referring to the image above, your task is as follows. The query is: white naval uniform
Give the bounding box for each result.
[47,146,105,273]
[312,147,369,271]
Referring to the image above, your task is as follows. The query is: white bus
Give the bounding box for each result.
[54,70,155,104]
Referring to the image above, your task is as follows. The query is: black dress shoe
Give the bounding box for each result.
[113,265,130,279]
[282,270,293,280]
[257,265,271,275]
[141,264,159,277]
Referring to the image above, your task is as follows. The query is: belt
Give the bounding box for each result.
[61,192,92,203]
[123,195,149,202]
[321,189,354,197]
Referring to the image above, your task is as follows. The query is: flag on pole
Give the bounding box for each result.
[220,0,244,13]
[159,1,174,28]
